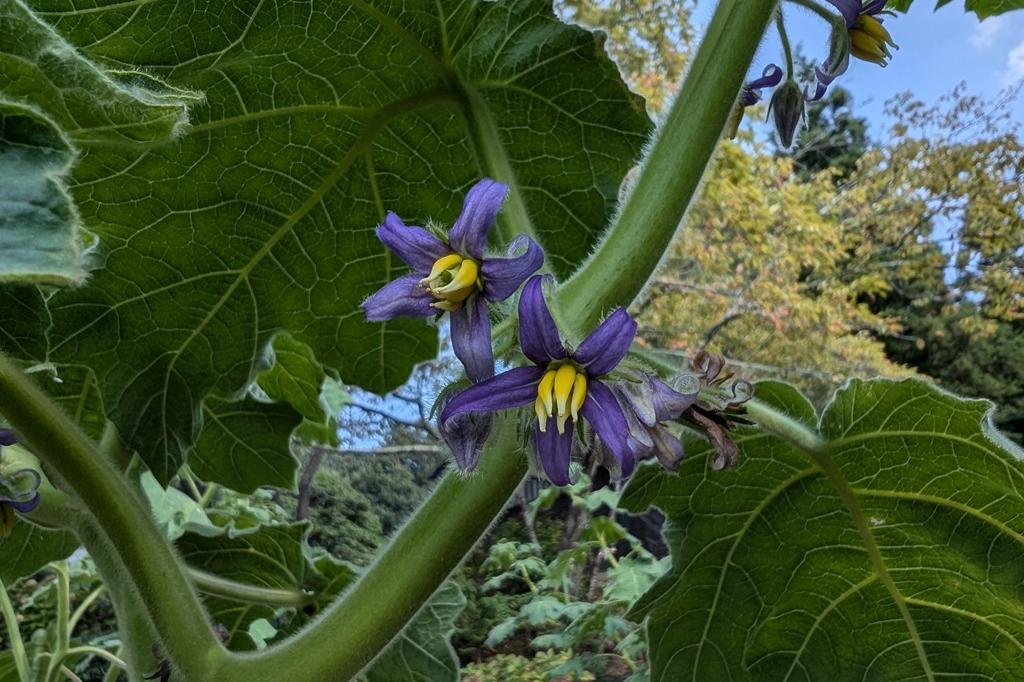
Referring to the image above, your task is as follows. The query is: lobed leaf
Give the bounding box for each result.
[887,0,1024,18]
[622,378,1024,681]
[22,0,649,482]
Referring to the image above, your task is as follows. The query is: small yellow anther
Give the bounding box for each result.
[420,253,462,286]
[537,369,557,417]
[434,259,479,295]
[570,373,587,422]
[535,397,549,432]
[553,365,577,416]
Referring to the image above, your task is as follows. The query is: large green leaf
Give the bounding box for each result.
[0,287,48,362]
[177,520,463,675]
[23,0,649,482]
[177,522,352,651]
[622,379,1024,681]
[0,100,82,285]
[257,334,348,447]
[888,0,1024,18]
[362,581,466,682]
[188,394,302,493]
[0,522,78,584]
[0,0,197,286]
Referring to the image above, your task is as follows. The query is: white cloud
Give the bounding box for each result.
[1006,40,1024,85]
[970,15,1006,48]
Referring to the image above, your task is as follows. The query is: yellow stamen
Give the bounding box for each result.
[570,373,587,422]
[554,365,578,434]
[420,253,462,286]
[857,15,896,48]
[536,363,589,434]
[535,397,549,432]
[850,31,887,62]
[537,368,557,417]
[553,366,576,416]
[434,259,480,295]
[430,300,460,312]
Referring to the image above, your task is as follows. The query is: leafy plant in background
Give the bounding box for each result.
[2,0,1024,681]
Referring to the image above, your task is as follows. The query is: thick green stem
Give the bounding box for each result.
[0,351,226,679]
[72,517,161,680]
[554,0,779,336]
[0,577,30,682]
[222,418,527,681]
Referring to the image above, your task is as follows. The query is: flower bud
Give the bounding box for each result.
[769,80,805,149]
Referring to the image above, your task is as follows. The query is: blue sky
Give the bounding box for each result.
[692,0,1024,134]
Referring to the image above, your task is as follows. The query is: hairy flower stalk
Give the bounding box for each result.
[441,276,638,484]
[362,179,543,381]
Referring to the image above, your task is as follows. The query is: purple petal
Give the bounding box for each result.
[739,87,761,108]
[649,376,699,421]
[650,424,685,472]
[440,365,544,424]
[518,276,566,365]
[439,408,492,472]
[362,274,435,321]
[4,493,40,514]
[863,0,886,15]
[0,429,16,446]
[581,379,634,477]
[806,81,829,103]
[0,468,41,513]
[451,295,494,382]
[573,309,637,376]
[824,0,860,27]
[534,419,572,485]
[747,63,783,90]
[448,179,508,260]
[615,386,655,455]
[481,235,544,301]
[376,212,450,272]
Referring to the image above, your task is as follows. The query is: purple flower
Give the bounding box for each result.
[362,179,544,381]
[614,373,699,472]
[440,276,637,484]
[739,64,784,107]
[826,1,897,68]
[0,430,41,537]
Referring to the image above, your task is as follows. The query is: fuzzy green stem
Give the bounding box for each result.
[65,647,126,671]
[786,0,846,27]
[221,418,527,681]
[0,351,226,679]
[68,586,105,636]
[744,397,827,453]
[776,10,795,77]
[101,648,124,682]
[43,562,70,682]
[554,0,779,336]
[0,576,30,682]
[189,569,312,608]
